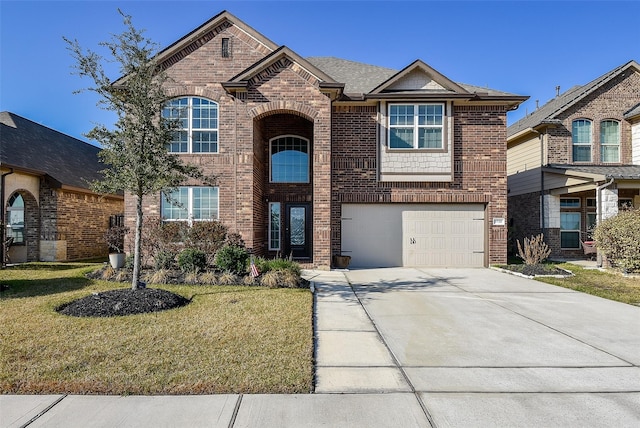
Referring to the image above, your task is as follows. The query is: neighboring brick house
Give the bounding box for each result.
[507,61,640,260]
[129,10,526,269]
[1,112,124,263]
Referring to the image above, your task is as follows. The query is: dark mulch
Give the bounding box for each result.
[499,264,572,277]
[57,288,190,318]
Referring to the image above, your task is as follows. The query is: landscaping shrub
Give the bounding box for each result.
[594,208,640,272]
[215,245,249,275]
[218,272,240,285]
[141,216,188,267]
[517,234,551,265]
[185,220,229,264]
[254,256,301,276]
[177,248,207,274]
[154,249,176,270]
[260,271,281,289]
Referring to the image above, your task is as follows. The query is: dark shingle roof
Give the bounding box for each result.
[307,57,522,98]
[624,102,640,120]
[306,57,397,94]
[1,112,106,190]
[548,164,640,180]
[508,60,640,137]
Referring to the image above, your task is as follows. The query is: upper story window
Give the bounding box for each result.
[161,186,219,223]
[388,103,444,149]
[560,198,581,208]
[600,120,620,163]
[572,119,592,162]
[270,136,309,183]
[162,97,218,153]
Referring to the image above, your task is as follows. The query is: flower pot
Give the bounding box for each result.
[333,255,351,269]
[109,253,126,269]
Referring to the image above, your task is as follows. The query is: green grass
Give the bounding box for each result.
[0,263,313,394]
[535,263,640,306]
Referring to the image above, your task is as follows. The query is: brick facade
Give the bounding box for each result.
[126,12,520,269]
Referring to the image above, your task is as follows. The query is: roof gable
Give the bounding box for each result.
[508,60,640,138]
[155,10,278,69]
[369,60,470,96]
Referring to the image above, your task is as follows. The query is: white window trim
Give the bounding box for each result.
[269,135,310,183]
[572,119,592,163]
[268,202,281,251]
[387,103,445,150]
[161,186,219,225]
[600,120,620,163]
[164,97,219,154]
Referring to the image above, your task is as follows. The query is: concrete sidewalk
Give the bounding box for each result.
[2,267,640,427]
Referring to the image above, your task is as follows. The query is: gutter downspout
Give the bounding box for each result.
[595,177,615,267]
[1,168,15,268]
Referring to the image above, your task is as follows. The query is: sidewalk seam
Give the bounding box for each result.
[227,394,243,428]
[19,394,67,428]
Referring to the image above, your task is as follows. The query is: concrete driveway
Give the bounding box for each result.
[314,267,640,427]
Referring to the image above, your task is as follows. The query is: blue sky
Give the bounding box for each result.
[2,1,639,144]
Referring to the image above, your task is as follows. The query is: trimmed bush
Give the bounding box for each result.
[154,250,175,270]
[594,208,640,272]
[177,248,207,274]
[215,245,249,275]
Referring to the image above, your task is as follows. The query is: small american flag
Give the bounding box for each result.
[250,257,260,278]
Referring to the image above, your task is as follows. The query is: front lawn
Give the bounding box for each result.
[535,263,640,306]
[0,263,313,394]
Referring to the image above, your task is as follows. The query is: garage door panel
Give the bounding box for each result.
[342,204,485,268]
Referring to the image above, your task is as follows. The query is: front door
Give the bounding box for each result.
[284,203,311,259]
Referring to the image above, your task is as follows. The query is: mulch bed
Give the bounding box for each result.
[57,288,190,317]
[499,264,572,277]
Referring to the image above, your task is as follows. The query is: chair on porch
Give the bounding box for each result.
[580,239,597,260]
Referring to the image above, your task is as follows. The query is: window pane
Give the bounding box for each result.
[168,131,188,153]
[192,98,218,129]
[418,104,443,126]
[163,98,189,129]
[418,128,442,149]
[573,145,591,162]
[561,231,580,249]
[560,198,580,208]
[269,203,281,250]
[192,187,218,220]
[560,212,580,230]
[572,120,591,144]
[601,145,619,163]
[192,131,218,153]
[290,207,305,245]
[6,194,25,244]
[389,128,414,149]
[600,120,619,144]
[161,188,189,220]
[271,137,309,182]
[390,105,414,126]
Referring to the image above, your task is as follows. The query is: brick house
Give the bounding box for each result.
[507,61,640,260]
[1,112,124,263]
[129,10,527,269]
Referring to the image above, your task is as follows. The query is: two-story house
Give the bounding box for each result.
[507,61,640,259]
[1,112,124,264]
[128,10,527,269]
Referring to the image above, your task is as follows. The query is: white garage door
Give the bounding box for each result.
[341,204,485,268]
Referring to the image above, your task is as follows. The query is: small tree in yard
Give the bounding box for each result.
[593,208,640,273]
[65,11,208,289]
[517,233,551,265]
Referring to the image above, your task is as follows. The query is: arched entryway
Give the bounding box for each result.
[5,190,38,263]
[252,112,314,260]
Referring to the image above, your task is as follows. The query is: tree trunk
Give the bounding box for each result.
[131,192,143,290]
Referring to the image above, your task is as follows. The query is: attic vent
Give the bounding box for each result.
[221,38,231,58]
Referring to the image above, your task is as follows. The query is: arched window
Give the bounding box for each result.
[270,136,309,183]
[572,119,592,162]
[162,97,218,153]
[6,193,24,244]
[600,120,620,163]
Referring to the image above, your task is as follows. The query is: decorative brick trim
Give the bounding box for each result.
[250,101,319,121]
[164,86,222,102]
[160,21,233,70]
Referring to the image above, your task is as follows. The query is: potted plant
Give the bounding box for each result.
[104,225,129,269]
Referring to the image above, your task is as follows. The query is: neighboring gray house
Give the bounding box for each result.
[507,61,640,259]
[1,112,123,263]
